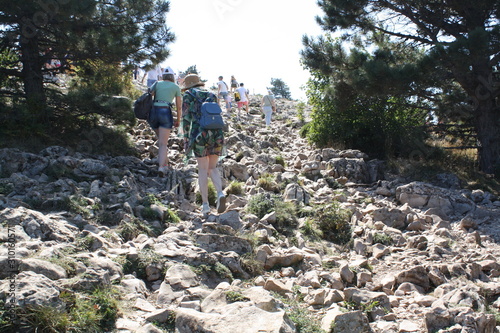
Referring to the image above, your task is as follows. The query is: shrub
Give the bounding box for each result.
[195,180,217,206]
[275,155,286,167]
[372,232,393,246]
[247,193,278,219]
[257,173,280,193]
[247,193,298,235]
[314,203,352,245]
[225,180,244,195]
[7,287,121,333]
[118,217,156,241]
[225,291,249,303]
[122,248,167,280]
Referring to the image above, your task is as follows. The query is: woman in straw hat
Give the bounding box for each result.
[181,74,226,215]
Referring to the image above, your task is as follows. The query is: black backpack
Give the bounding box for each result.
[133,90,153,120]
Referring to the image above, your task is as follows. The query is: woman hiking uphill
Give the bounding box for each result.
[149,67,182,176]
[181,74,226,216]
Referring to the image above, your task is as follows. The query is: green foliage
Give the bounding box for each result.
[247,193,299,235]
[164,208,181,224]
[3,287,121,333]
[235,151,245,162]
[301,218,323,240]
[275,155,286,167]
[151,311,176,332]
[240,253,265,277]
[273,292,326,333]
[195,180,217,206]
[314,203,352,245]
[191,263,233,281]
[270,78,292,99]
[247,193,279,219]
[0,183,13,195]
[0,0,172,154]
[118,217,156,241]
[257,173,280,193]
[225,291,250,303]
[296,101,306,123]
[304,72,428,159]
[122,248,167,280]
[226,181,244,195]
[372,232,394,246]
[303,1,500,174]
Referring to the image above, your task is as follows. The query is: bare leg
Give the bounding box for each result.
[158,127,171,168]
[197,156,210,204]
[207,155,223,193]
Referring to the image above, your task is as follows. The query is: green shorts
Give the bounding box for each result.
[192,129,224,157]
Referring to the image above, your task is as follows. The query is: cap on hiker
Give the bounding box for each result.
[182,74,205,90]
[163,67,175,75]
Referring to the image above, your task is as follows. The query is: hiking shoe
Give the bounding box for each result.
[216,192,226,214]
[201,203,210,215]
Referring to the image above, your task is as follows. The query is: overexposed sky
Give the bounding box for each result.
[163,0,324,100]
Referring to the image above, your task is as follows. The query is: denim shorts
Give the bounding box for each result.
[148,105,173,129]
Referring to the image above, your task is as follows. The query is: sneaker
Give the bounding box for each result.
[201,203,210,215]
[216,192,226,214]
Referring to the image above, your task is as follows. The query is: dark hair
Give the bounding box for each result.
[163,73,175,82]
[240,83,244,86]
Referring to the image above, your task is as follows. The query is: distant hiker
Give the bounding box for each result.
[217,76,230,111]
[230,75,238,93]
[149,67,182,176]
[261,89,276,127]
[181,74,226,216]
[143,64,162,87]
[235,83,250,116]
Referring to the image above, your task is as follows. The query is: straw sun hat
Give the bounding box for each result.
[182,74,205,90]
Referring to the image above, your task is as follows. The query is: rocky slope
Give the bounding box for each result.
[1,95,500,333]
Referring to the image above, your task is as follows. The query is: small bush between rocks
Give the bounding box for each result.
[118,217,156,241]
[275,155,286,167]
[225,291,250,303]
[121,248,167,280]
[247,193,278,219]
[372,232,394,246]
[314,203,352,245]
[240,253,265,277]
[2,287,121,333]
[247,193,298,235]
[257,173,280,193]
[272,291,326,333]
[195,180,217,206]
[225,180,244,195]
[152,311,176,332]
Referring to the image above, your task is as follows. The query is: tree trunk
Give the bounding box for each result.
[475,97,500,175]
[19,30,47,121]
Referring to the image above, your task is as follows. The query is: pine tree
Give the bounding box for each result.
[303,0,500,175]
[270,78,291,99]
[0,0,174,120]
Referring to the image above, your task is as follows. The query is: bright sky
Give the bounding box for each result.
[163,0,324,100]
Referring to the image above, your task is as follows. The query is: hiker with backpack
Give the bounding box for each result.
[235,83,250,117]
[230,75,238,93]
[261,89,277,127]
[149,67,182,176]
[181,74,226,215]
[217,76,231,111]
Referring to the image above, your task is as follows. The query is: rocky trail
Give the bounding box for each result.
[1,94,500,333]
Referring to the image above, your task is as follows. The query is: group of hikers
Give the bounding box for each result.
[142,67,276,216]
